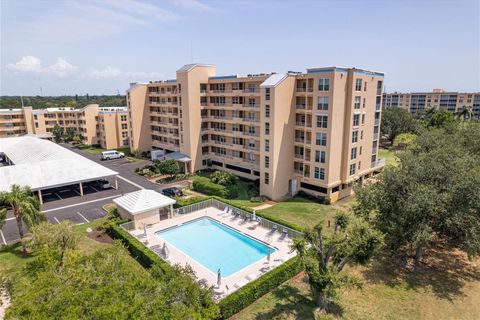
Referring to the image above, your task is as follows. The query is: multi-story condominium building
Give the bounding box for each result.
[127,63,385,202]
[0,104,130,149]
[383,89,480,118]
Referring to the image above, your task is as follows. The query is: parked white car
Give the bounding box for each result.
[101,150,125,160]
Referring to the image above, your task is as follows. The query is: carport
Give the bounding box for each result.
[0,136,119,204]
[113,189,176,229]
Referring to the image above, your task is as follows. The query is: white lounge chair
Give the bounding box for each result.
[218,207,229,216]
[245,272,260,281]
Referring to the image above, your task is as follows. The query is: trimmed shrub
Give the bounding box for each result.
[210,171,238,186]
[173,196,209,208]
[193,177,230,198]
[217,257,301,319]
[107,222,172,275]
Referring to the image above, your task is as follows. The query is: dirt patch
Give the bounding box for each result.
[87,231,114,244]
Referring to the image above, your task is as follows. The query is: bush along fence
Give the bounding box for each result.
[107,197,304,319]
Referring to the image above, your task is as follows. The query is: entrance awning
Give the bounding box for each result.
[165,151,191,162]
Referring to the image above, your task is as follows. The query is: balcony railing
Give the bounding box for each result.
[374,118,380,125]
[243,88,258,93]
[296,87,313,92]
[371,158,385,168]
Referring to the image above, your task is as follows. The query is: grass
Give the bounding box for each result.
[80,145,141,162]
[258,196,339,231]
[378,148,398,167]
[232,247,480,320]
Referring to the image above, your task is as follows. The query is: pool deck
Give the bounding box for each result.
[128,206,297,298]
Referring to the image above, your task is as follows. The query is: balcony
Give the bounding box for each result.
[247,103,259,108]
[296,104,313,110]
[243,131,258,137]
[371,158,385,168]
[295,138,311,144]
[243,88,258,93]
[295,121,312,128]
[296,87,313,93]
[374,118,380,126]
[373,133,379,140]
[242,118,259,123]
[294,153,304,160]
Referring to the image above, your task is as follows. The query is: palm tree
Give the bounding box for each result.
[456,105,473,122]
[0,207,6,230]
[0,185,45,255]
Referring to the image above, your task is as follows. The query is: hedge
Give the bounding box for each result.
[107,221,173,275]
[192,176,231,198]
[173,195,210,208]
[297,190,331,205]
[217,257,302,319]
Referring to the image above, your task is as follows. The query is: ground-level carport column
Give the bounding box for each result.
[79,182,84,196]
[169,204,173,219]
[114,176,118,190]
[38,190,43,205]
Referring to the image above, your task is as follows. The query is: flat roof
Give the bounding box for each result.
[113,189,176,215]
[0,136,118,192]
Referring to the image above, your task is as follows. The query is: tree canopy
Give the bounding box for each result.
[293,212,383,311]
[380,108,419,142]
[354,123,480,261]
[0,95,126,109]
[6,240,219,319]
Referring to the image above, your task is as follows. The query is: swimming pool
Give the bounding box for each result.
[155,217,275,277]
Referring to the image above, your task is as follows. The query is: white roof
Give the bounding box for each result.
[260,73,288,88]
[113,189,176,215]
[0,136,118,192]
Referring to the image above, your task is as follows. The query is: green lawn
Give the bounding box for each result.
[258,196,339,231]
[232,249,480,320]
[378,148,398,167]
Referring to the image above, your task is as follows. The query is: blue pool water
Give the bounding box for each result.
[156,217,275,277]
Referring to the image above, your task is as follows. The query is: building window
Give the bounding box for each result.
[349,163,356,175]
[353,114,360,126]
[352,131,358,143]
[265,88,270,100]
[316,132,327,146]
[354,96,361,109]
[361,114,365,125]
[265,139,270,152]
[315,150,326,163]
[316,115,328,128]
[265,156,270,168]
[121,123,128,129]
[314,167,325,180]
[318,78,330,91]
[317,96,328,110]
[265,105,270,118]
[355,78,362,91]
[121,115,127,121]
[364,81,367,91]
[351,147,357,160]
[265,123,270,135]
[264,172,270,185]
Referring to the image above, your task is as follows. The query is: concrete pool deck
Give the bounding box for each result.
[126,206,297,298]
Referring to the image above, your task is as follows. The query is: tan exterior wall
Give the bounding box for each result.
[117,206,161,229]
[127,84,151,152]
[126,64,385,202]
[0,105,129,149]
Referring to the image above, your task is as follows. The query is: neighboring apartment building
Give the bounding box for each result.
[127,63,385,202]
[0,104,130,149]
[382,89,480,118]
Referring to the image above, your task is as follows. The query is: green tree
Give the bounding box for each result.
[380,108,419,142]
[157,159,179,177]
[0,185,44,255]
[427,109,456,128]
[31,221,80,267]
[355,125,480,262]
[0,206,6,229]
[392,132,417,150]
[64,127,76,142]
[52,123,64,143]
[456,105,473,122]
[7,244,218,319]
[293,213,383,312]
[210,171,238,186]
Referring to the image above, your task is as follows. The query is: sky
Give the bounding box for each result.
[1,0,479,96]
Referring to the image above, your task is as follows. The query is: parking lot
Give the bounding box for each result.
[0,144,191,245]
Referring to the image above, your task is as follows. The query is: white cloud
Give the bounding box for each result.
[86,66,163,80]
[6,56,43,73]
[172,0,218,12]
[47,58,78,76]
[6,56,77,77]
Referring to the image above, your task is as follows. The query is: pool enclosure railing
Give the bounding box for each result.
[174,198,304,239]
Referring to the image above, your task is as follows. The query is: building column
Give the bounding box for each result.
[169,204,173,219]
[38,190,43,205]
[79,182,84,196]
[114,176,118,190]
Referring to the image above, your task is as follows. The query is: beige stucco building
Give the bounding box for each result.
[383,89,480,118]
[0,104,130,149]
[127,64,385,202]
